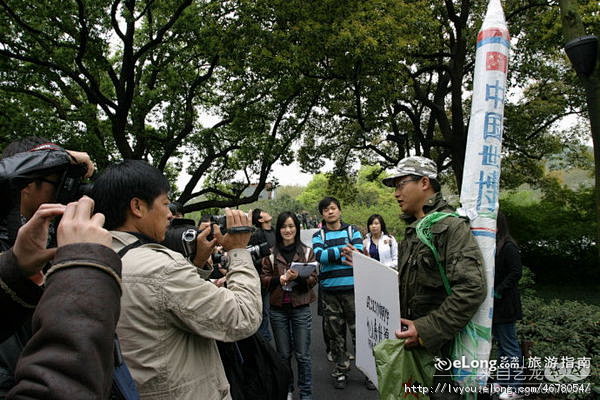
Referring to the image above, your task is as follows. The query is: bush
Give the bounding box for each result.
[517,295,600,399]
[339,203,405,239]
[500,186,598,284]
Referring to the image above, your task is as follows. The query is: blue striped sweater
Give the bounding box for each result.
[312,222,363,291]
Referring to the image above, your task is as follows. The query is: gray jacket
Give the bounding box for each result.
[112,231,262,400]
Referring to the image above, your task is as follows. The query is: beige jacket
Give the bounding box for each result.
[111,231,262,400]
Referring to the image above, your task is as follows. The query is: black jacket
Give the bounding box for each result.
[493,241,523,324]
[1,243,122,399]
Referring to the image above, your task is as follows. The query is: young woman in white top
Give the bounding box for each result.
[362,214,398,269]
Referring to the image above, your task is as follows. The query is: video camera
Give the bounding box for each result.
[162,217,267,263]
[0,146,91,248]
[0,147,91,218]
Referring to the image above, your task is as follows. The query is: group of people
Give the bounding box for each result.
[0,135,524,400]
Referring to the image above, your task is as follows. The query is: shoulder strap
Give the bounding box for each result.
[319,228,325,242]
[415,212,459,296]
[117,240,143,258]
[347,225,353,241]
[304,246,310,260]
[269,253,274,265]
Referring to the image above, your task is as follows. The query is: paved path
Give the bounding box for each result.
[305,300,380,400]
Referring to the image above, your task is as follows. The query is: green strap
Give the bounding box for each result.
[415,212,458,296]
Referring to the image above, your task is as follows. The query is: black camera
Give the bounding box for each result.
[0,149,90,213]
[162,218,265,262]
[0,148,91,248]
[162,216,228,260]
[247,242,271,262]
[55,163,93,205]
[211,251,228,267]
[161,219,199,259]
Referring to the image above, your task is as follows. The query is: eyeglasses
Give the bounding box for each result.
[394,177,420,190]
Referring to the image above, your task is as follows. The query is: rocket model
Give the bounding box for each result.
[457,0,510,390]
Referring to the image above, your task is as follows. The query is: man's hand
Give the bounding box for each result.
[13,203,66,276]
[341,243,358,266]
[57,196,112,247]
[192,226,217,267]
[213,208,252,250]
[66,150,95,178]
[395,318,420,348]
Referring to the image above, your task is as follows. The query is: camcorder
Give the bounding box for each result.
[162,217,268,264]
[0,146,91,248]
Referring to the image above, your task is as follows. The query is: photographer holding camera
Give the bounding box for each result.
[0,137,100,397]
[90,160,262,400]
[1,197,123,399]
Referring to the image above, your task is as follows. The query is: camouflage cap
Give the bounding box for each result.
[382,156,438,187]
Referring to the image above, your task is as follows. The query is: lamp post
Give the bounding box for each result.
[564,35,598,77]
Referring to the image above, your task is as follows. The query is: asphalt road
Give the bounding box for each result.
[264,298,380,400]
[306,300,380,400]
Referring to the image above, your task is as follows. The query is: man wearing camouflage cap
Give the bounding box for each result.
[384,156,486,399]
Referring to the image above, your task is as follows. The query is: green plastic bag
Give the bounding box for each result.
[373,338,436,400]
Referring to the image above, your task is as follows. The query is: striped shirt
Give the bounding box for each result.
[312,222,363,291]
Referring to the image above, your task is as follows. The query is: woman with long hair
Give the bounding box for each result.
[362,214,398,269]
[260,212,317,400]
[493,211,524,400]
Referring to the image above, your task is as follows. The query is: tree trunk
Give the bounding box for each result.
[558,0,600,262]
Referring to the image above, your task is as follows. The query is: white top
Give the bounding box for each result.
[363,233,398,270]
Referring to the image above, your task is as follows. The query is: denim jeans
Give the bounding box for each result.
[493,322,523,389]
[258,291,272,342]
[270,304,312,400]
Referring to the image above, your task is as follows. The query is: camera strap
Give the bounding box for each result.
[117,232,157,257]
[111,237,147,400]
[117,240,143,258]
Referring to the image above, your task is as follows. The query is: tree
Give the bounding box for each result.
[558,0,600,259]
[289,0,592,192]
[0,0,321,211]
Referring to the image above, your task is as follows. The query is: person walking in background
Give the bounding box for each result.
[362,214,398,270]
[261,212,317,400]
[493,211,524,400]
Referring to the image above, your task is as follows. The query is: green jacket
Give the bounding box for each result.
[398,192,486,355]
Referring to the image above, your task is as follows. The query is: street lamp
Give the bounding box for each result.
[564,35,598,77]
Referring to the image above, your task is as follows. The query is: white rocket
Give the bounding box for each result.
[457,0,510,389]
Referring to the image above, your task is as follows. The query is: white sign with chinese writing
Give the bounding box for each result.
[353,252,401,388]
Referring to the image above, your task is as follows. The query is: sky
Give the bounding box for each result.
[175,158,319,193]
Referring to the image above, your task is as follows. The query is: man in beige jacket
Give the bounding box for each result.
[91,160,262,400]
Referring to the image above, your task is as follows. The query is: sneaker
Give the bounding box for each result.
[334,375,346,389]
[326,352,334,362]
[499,392,524,400]
[286,392,293,400]
[347,352,355,361]
[365,378,376,391]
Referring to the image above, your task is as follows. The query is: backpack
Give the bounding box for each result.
[111,336,140,400]
[319,225,354,243]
